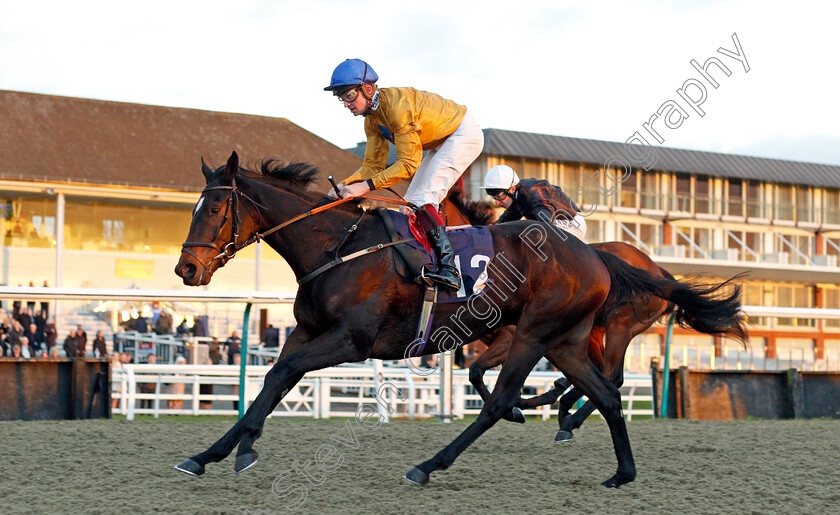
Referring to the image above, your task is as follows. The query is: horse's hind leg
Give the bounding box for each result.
[405,339,547,486]
[554,346,636,487]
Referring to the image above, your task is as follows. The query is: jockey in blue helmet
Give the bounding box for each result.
[325,59,484,292]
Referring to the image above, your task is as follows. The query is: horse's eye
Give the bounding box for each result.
[210,207,220,215]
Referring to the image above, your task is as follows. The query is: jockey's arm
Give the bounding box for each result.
[496,205,522,224]
[342,127,389,186]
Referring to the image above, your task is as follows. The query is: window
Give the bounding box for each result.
[727,180,743,216]
[824,189,840,224]
[674,174,691,212]
[695,176,710,213]
[64,200,192,254]
[0,197,57,249]
[620,171,637,208]
[776,284,815,327]
[641,172,658,210]
[796,187,812,223]
[746,181,763,218]
[775,185,794,220]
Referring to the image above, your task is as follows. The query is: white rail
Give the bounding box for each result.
[112,364,652,421]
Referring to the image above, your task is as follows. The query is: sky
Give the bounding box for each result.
[2,0,840,166]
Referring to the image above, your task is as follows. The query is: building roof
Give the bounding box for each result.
[482,129,840,189]
[0,90,361,192]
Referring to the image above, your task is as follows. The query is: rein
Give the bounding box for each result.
[183,176,412,279]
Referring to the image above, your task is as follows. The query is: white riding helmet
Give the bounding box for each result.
[481,165,520,190]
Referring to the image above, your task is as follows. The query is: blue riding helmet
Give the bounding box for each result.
[324,59,378,92]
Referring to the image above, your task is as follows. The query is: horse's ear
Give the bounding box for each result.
[201,157,213,183]
[225,151,239,180]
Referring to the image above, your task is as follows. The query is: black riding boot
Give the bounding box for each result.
[418,224,462,292]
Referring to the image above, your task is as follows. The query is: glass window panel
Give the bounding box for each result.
[746,181,762,218]
[0,196,57,249]
[620,171,637,208]
[776,185,794,220]
[641,172,658,210]
[695,176,710,213]
[796,187,812,223]
[825,189,840,224]
[727,181,743,216]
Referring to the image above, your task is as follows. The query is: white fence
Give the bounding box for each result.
[112,363,653,421]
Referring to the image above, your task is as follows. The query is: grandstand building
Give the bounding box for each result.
[459,129,840,370]
[0,90,360,294]
[4,90,839,369]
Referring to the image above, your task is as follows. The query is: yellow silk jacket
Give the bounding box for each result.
[343,87,467,190]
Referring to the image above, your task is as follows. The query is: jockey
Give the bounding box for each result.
[481,164,587,242]
[325,59,484,292]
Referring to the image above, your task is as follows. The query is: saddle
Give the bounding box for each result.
[375,209,494,304]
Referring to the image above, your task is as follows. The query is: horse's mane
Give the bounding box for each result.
[248,158,320,188]
[446,187,497,225]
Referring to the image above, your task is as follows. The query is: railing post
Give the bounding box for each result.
[660,312,676,419]
[239,303,252,419]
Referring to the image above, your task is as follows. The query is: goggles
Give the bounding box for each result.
[337,87,361,103]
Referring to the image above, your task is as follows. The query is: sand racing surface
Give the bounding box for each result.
[1,417,838,514]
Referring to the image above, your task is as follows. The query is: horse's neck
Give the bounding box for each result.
[255,185,365,279]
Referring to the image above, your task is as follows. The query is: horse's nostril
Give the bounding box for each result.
[178,262,197,279]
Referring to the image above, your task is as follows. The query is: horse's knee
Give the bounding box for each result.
[468,363,484,386]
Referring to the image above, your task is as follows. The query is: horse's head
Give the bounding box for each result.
[175,151,262,286]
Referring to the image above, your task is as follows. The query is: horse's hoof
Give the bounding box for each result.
[554,429,574,443]
[510,407,526,424]
[174,458,205,476]
[403,466,430,486]
[234,452,259,474]
[601,471,635,488]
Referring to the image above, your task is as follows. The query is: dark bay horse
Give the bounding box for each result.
[173,152,742,488]
[439,188,747,440]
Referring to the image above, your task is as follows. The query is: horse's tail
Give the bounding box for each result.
[593,249,749,345]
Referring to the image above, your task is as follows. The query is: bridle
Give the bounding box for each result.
[181,175,410,277]
[180,176,268,275]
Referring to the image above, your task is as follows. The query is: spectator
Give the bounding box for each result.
[34,310,47,339]
[208,337,223,365]
[12,344,22,358]
[263,324,280,348]
[16,307,32,334]
[224,331,241,365]
[63,329,79,358]
[133,314,149,333]
[175,319,190,338]
[44,318,58,350]
[76,324,88,356]
[29,323,44,355]
[154,311,173,335]
[19,337,31,359]
[93,330,108,358]
[49,346,60,359]
[191,317,206,338]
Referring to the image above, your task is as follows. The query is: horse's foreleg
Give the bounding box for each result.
[175,327,363,476]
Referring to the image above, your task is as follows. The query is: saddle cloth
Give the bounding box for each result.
[385,210,494,304]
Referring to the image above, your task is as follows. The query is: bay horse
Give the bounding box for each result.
[173,152,745,488]
[439,187,744,440]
